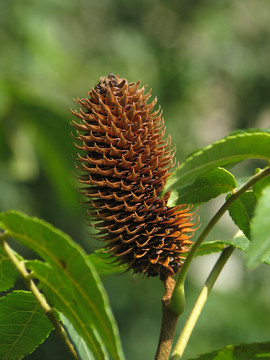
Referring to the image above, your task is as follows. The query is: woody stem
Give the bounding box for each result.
[155,277,179,360]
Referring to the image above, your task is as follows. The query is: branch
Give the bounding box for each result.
[153,166,270,359]
[0,239,79,360]
[169,166,270,314]
[155,277,179,360]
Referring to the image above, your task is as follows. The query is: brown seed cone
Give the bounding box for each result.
[72,74,197,280]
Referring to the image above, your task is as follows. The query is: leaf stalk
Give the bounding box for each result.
[171,245,235,359]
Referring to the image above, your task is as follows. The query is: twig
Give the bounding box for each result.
[155,166,270,359]
[0,239,79,360]
[169,166,270,314]
[171,245,235,359]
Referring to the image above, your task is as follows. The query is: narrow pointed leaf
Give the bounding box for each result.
[246,185,270,269]
[60,313,93,360]
[188,341,270,359]
[228,190,257,239]
[0,291,53,360]
[0,211,124,360]
[167,167,236,206]
[165,129,270,194]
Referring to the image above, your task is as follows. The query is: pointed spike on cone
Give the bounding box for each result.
[106,111,115,126]
[146,96,157,112]
[125,144,135,159]
[118,80,129,96]
[75,98,87,107]
[114,98,124,117]
[88,88,97,100]
[110,143,122,157]
[150,188,157,202]
[117,78,127,89]
[133,135,143,150]
[119,90,128,107]
[131,192,143,202]
[117,132,129,148]
[142,88,152,102]
[143,201,150,211]
[135,94,144,108]
[120,154,132,168]
[129,80,141,95]
[119,112,129,128]
[133,154,144,171]
[138,181,146,193]
[127,168,137,181]
[105,87,116,106]
[133,116,143,132]
[110,121,121,137]
[126,102,137,120]
[126,126,134,139]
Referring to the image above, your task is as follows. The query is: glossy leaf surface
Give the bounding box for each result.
[168,167,236,206]
[165,130,270,195]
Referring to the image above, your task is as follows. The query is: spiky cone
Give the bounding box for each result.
[72,74,197,281]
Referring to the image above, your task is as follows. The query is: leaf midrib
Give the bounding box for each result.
[5,229,116,359]
[30,264,104,360]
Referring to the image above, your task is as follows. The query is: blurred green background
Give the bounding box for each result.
[1,0,270,359]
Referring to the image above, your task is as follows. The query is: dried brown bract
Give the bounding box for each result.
[72,74,197,280]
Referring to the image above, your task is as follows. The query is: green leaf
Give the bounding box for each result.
[228,190,257,239]
[246,185,270,269]
[60,313,93,360]
[181,232,251,259]
[220,235,250,253]
[253,168,270,199]
[0,211,124,360]
[197,235,270,265]
[167,167,236,206]
[0,246,18,291]
[165,129,270,194]
[88,250,126,277]
[0,290,53,360]
[188,341,270,359]
[27,260,107,359]
[181,241,225,258]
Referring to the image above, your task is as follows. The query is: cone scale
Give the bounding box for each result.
[72,74,196,280]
